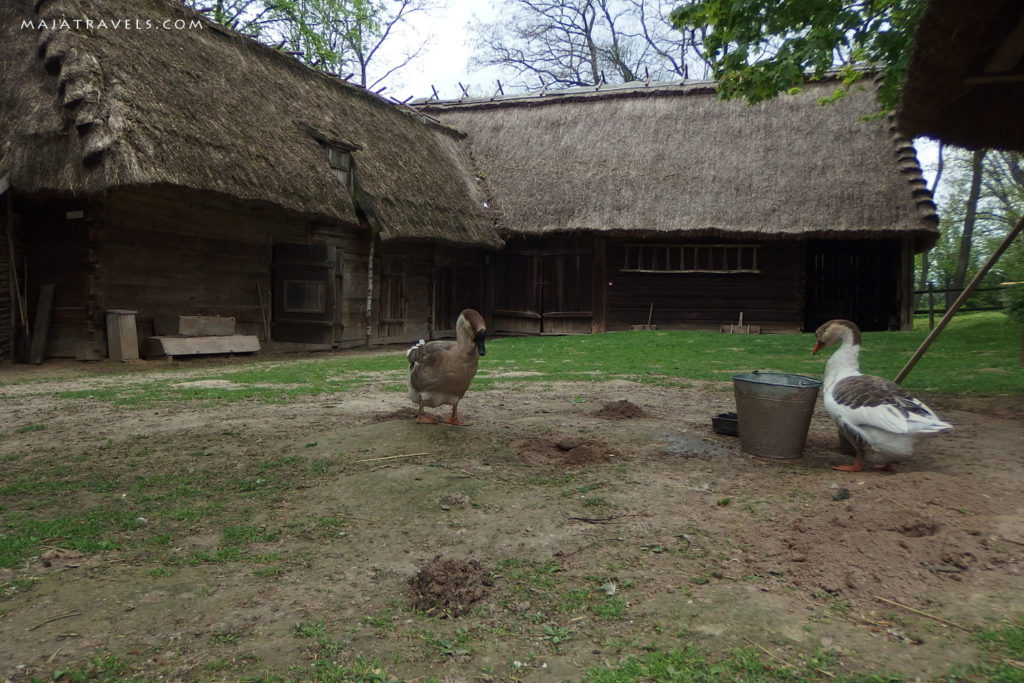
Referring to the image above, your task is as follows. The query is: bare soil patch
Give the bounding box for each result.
[1,355,1022,681]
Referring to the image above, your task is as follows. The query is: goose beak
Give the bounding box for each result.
[812,341,824,355]
[475,330,486,357]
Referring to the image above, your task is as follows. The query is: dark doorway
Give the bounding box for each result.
[804,240,901,331]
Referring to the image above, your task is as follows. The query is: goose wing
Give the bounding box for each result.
[407,340,460,392]
[828,375,951,435]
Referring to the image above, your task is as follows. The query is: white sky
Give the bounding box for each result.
[379,0,504,102]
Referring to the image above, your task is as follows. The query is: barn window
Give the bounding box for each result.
[325,146,353,190]
[623,244,760,273]
[283,280,326,313]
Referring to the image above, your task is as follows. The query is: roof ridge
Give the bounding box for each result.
[412,68,874,109]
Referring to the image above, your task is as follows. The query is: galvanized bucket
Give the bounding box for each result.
[732,372,822,459]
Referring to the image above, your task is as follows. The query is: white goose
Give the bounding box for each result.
[406,309,487,425]
[812,319,952,472]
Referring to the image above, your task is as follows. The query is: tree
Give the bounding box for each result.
[952,149,986,296]
[668,0,928,111]
[470,0,710,92]
[312,0,437,90]
[180,0,435,91]
[923,148,1024,310]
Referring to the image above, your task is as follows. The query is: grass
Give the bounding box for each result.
[1,312,1018,413]
[475,311,1021,395]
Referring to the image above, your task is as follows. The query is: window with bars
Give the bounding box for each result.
[622,244,760,273]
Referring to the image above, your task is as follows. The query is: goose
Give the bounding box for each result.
[406,309,487,425]
[812,319,952,472]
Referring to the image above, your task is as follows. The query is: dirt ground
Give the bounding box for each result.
[1,353,1023,681]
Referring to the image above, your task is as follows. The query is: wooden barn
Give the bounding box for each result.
[417,79,940,334]
[0,0,499,362]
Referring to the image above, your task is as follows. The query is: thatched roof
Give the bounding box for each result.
[898,0,1024,152]
[0,0,500,247]
[418,79,939,251]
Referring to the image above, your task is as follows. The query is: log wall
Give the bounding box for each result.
[100,187,310,345]
[605,239,805,332]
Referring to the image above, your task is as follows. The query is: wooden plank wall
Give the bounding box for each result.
[100,187,311,346]
[605,239,805,332]
[322,237,485,348]
[15,187,489,360]
[432,248,486,337]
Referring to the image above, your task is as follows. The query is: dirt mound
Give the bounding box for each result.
[593,399,648,419]
[509,437,612,466]
[408,556,494,617]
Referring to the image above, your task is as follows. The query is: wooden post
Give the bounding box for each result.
[365,232,375,345]
[28,284,55,364]
[927,282,935,330]
[591,236,607,333]
[896,214,1024,384]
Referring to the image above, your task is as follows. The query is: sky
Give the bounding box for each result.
[378,0,504,103]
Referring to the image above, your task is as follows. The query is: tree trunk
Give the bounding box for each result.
[951,148,986,304]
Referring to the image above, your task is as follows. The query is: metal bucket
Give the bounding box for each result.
[733,372,822,459]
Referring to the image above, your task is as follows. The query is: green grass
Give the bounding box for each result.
[0,452,339,569]
[2,312,1016,413]
[476,311,1021,394]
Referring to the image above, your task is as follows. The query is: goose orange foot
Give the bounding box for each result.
[416,413,439,424]
[442,410,471,426]
[833,461,898,472]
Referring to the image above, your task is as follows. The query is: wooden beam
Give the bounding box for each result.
[141,334,260,359]
[28,284,54,364]
[984,13,1024,73]
[895,214,1024,383]
[963,73,1024,85]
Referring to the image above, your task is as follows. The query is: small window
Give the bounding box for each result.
[622,244,760,274]
[325,146,353,190]
[283,280,326,313]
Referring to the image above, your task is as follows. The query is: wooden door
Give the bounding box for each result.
[272,243,342,344]
[805,240,900,332]
[539,252,592,334]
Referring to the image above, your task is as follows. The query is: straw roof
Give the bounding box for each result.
[0,0,500,247]
[898,0,1024,152]
[419,79,939,251]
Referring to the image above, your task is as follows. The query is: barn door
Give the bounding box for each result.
[272,243,342,344]
[433,262,483,335]
[539,252,592,334]
[492,253,543,334]
[805,240,899,332]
